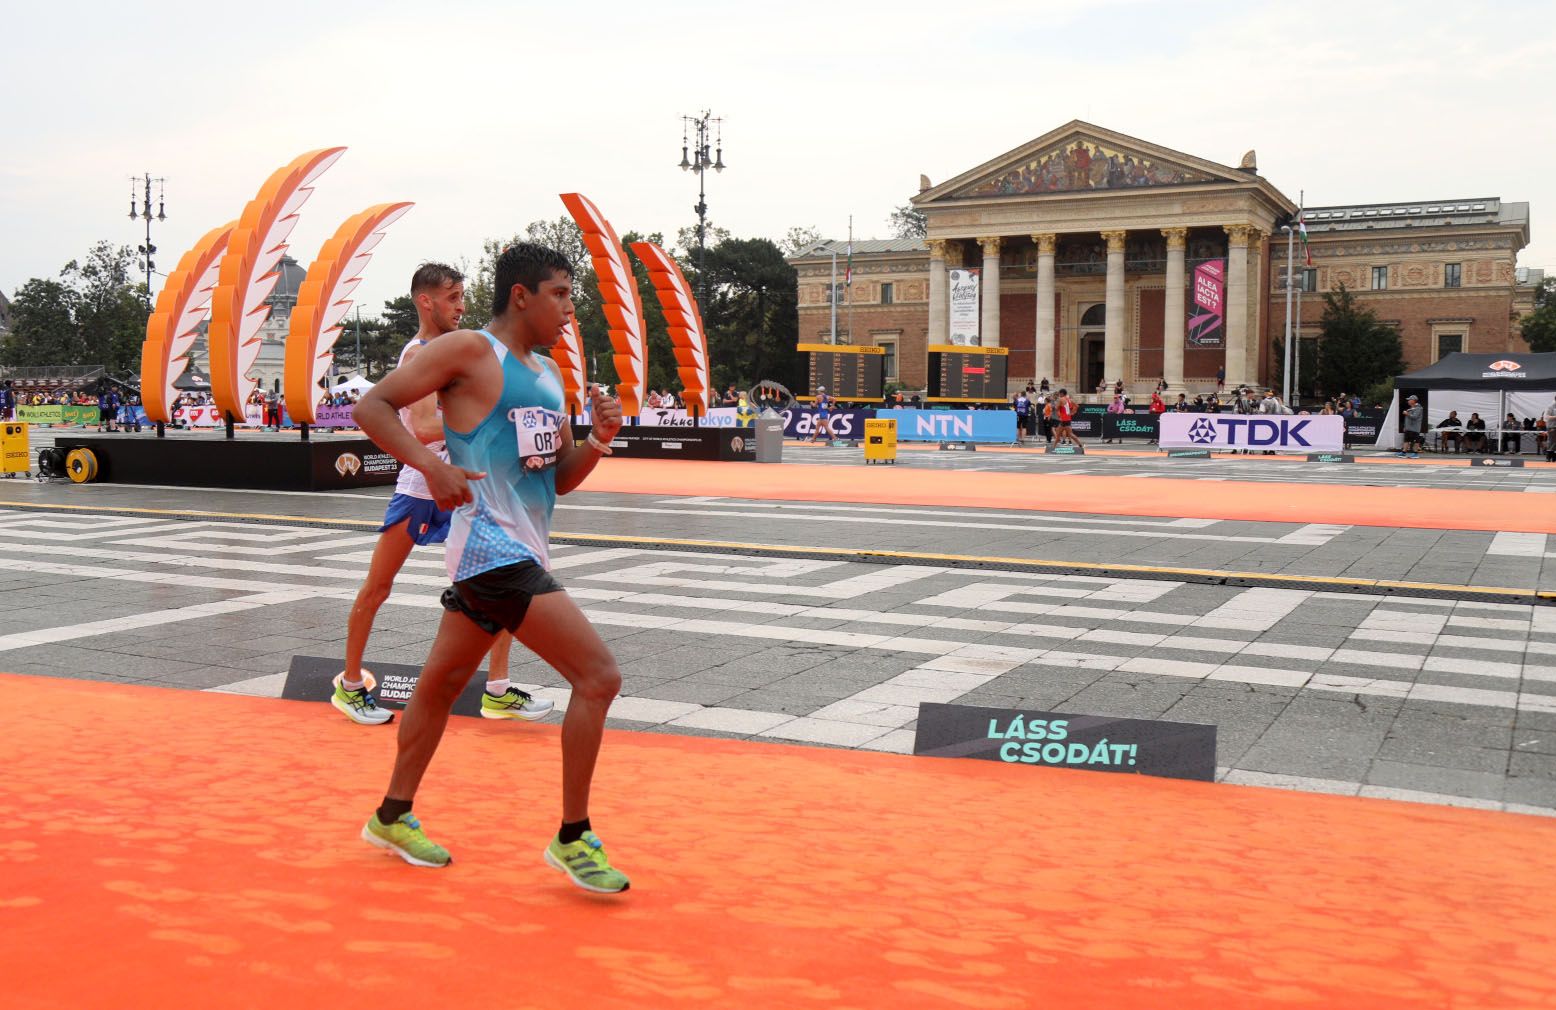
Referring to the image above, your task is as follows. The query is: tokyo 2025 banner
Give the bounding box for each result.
[1187,260,1225,348]
[1160,413,1344,452]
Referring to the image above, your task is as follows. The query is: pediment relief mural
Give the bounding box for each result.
[956,138,1219,198]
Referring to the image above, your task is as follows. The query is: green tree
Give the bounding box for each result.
[698,237,802,391]
[888,204,927,240]
[0,278,82,366]
[0,243,148,375]
[63,242,147,375]
[780,226,824,255]
[1520,277,1556,353]
[1315,285,1404,398]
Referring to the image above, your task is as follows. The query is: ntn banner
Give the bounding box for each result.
[1159,412,1344,451]
[875,408,1017,443]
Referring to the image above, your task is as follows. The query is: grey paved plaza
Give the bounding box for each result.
[2,446,1554,818]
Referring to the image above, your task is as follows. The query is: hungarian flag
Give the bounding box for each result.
[1297,214,1312,267]
[845,239,853,287]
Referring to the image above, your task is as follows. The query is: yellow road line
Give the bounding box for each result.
[4,499,1550,600]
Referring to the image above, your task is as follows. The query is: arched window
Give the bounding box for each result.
[1080,303,1106,327]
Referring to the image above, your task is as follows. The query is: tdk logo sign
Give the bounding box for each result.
[1187,417,1316,447]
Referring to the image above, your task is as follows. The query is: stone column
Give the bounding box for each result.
[1162,227,1186,389]
[927,239,949,347]
[1033,233,1056,383]
[1224,225,1251,388]
[1245,230,1264,384]
[978,236,1002,348]
[1102,230,1127,389]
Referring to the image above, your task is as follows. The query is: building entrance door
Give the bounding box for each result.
[1080,333,1106,394]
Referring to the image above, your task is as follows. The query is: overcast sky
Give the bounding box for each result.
[4,0,1552,318]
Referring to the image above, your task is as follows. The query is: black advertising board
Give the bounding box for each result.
[62,435,400,491]
[1102,413,1159,440]
[571,424,755,461]
[284,656,489,717]
[914,702,1217,782]
[797,343,886,401]
[926,344,1009,403]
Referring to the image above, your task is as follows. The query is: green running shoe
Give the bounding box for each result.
[544,830,630,893]
[362,812,451,868]
[480,686,555,721]
[332,672,393,726]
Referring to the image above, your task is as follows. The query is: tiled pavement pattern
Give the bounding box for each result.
[0,500,1553,816]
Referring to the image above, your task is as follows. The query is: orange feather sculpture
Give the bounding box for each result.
[208,147,346,420]
[138,221,235,423]
[629,241,710,415]
[550,318,587,417]
[559,193,646,418]
[284,202,413,425]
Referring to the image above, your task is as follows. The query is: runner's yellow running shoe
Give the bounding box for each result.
[362,812,451,867]
[544,831,630,893]
[480,687,555,721]
[332,672,393,726]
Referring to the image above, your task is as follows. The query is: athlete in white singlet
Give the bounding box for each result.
[353,244,630,893]
[331,263,551,726]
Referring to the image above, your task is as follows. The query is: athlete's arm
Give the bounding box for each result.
[555,378,622,495]
[397,343,445,445]
[355,331,487,509]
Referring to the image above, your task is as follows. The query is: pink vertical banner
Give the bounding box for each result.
[1188,260,1225,348]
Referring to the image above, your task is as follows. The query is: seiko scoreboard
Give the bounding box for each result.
[798,343,886,400]
[927,344,1009,403]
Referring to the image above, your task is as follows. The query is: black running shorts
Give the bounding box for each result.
[440,560,563,635]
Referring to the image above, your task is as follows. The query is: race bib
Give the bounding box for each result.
[511,407,562,473]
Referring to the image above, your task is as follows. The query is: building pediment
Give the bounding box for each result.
[917,121,1260,204]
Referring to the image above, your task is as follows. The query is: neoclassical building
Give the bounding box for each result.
[789,121,1538,395]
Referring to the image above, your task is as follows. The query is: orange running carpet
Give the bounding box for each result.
[580,458,1556,534]
[4,673,1553,1010]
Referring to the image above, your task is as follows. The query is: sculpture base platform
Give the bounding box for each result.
[57,432,400,491]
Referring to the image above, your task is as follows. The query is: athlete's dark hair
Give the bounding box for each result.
[491,243,574,317]
[410,262,464,294]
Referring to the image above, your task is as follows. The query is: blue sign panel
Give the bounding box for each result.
[875,409,1017,443]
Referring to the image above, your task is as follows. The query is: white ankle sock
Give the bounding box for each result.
[341,677,365,692]
[486,678,511,697]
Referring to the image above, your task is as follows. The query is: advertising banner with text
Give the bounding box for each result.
[875,408,1016,443]
[1159,412,1344,452]
[781,408,874,440]
[1187,260,1225,348]
[948,268,981,346]
[18,405,100,425]
[635,407,740,428]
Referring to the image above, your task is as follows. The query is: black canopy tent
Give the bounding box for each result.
[1381,352,1556,449]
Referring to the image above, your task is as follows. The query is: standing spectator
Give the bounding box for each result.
[1013,388,1032,440]
[1053,389,1078,447]
[1215,365,1225,390]
[0,381,15,421]
[1174,393,1189,412]
[1398,394,1425,457]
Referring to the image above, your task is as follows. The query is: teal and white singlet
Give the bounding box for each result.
[443,330,566,582]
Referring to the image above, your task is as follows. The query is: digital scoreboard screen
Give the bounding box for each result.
[927,345,1010,403]
[798,343,886,401]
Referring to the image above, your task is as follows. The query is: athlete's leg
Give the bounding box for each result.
[513,591,620,822]
[344,525,416,682]
[486,631,511,684]
[383,609,498,802]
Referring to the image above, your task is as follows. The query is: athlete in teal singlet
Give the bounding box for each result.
[351,244,630,893]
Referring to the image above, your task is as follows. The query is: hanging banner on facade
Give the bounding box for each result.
[1160,413,1344,452]
[1187,260,1225,348]
[948,268,981,346]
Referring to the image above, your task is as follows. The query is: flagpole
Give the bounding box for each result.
[1282,215,1295,404]
[846,215,854,347]
[829,247,838,345]
[1293,190,1304,406]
